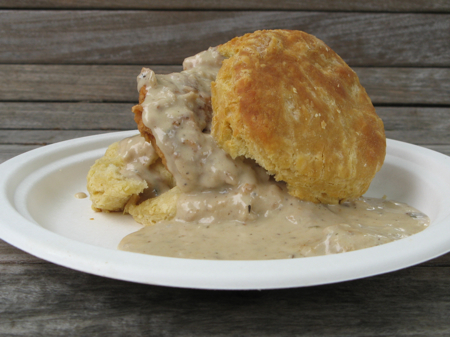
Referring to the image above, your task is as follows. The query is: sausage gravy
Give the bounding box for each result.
[116,48,429,260]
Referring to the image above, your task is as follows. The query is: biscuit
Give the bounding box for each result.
[87,138,175,213]
[211,30,386,204]
[124,186,181,225]
[87,141,149,212]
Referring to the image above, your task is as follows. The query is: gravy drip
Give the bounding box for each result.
[117,135,172,198]
[118,48,430,260]
[136,47,242,192]
[74,192,87,199]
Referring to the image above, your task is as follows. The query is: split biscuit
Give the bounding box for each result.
[87,138,175,215]
[87,141,150,212]
[124,186,181,226]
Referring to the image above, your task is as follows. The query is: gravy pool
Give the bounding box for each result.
[119,191,429,260]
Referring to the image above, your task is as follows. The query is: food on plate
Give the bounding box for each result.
[87,135,174,213]
[212,30,385,203]
[87,30,429,260]
[124,185,180,225]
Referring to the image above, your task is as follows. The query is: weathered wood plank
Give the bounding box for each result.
[0,144,39,163]
[0,65,180,102]
[420,252,450,267]
[0,240,46,264]
[357,68,450,105]
[0,103,137,129]
[1,262,450,336]
[377,107,450,144]
[2,104,449,143]
[423,145,450,157]
[0,129,114,145]
[0,11,449,66]
[1,0,449,12]
[1,66,449,105]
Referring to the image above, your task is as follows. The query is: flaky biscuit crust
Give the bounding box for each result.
[87,142,149,212]
[211,30,386,203]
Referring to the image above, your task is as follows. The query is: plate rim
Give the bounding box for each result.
[1,131,450,290]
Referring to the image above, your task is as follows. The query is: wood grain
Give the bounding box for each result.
[0,144,39,163]
[357,68,450,105]
[1,66,449,105]
[0,103,136,129]
[0,240,45,264]
[377,107,450,144]
[1,105,449,144]
[0,65,180,102]
[0,129,113,145]
[1,262,450,336]
[1,0,450,12]
[1,11,449,66]
[425,145,450,156]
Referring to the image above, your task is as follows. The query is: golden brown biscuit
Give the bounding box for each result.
[124,186,181,226]
[87,138,175,213]
[211,30,386,204]
[87,142,150,212]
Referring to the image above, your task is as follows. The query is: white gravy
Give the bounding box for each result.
[117,48,429,260]
[74,192,87,199]
[117,135,172,198]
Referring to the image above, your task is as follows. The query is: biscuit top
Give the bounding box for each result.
[211,30,386,203]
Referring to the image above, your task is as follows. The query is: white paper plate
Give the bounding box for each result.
[1,131,450,290]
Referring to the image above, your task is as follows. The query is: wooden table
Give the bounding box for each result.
[1,2,449,335]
